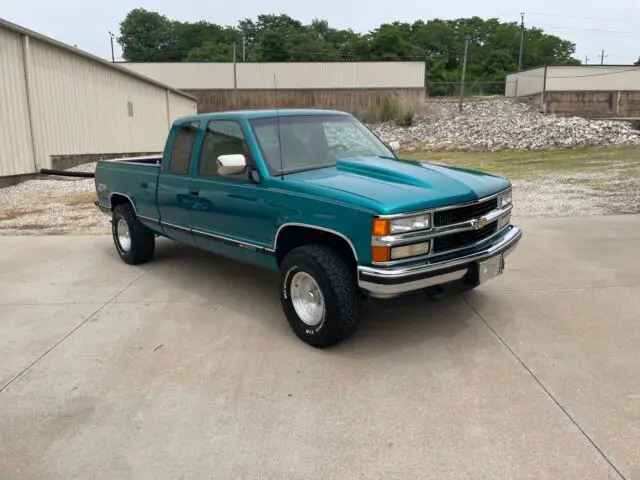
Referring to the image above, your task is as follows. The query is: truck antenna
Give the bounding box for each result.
[274,74,284,180]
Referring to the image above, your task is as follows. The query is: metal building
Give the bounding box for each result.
[121,62,427,114]
[0,18,197,181]
[505,66,640,118]
[122,62,426,90]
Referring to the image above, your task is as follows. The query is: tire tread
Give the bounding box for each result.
[280,244,360,347]
[112,203,155,265]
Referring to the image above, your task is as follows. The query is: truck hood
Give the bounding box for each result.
[285,156,511,215]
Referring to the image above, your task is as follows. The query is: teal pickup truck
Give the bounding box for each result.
[95,109,522,348]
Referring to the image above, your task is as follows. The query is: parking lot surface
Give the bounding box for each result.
[1,215,639,479]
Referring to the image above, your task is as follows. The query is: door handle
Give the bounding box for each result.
[189,187,199,196]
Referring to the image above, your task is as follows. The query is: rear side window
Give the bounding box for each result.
[169,121,199,175]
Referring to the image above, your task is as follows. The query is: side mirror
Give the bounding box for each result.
[217,154,247,176]
[388,140,400,154]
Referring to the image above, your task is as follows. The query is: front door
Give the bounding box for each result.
[189,119,274,253]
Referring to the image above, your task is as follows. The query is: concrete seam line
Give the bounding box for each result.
[462,295,627,480]
[0,266,153,394]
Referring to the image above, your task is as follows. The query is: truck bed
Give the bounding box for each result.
[105,154,162,165]
[95,156,162,229]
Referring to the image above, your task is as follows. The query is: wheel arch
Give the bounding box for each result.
[274,223,358,267]
[109,193,137,214]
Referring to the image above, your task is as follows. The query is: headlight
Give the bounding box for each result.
[391,214,431,233]
[499,189,512,208]
[372,214,431,236]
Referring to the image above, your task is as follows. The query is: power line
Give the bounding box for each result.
[538,24,637,36]
[526,11,630,22]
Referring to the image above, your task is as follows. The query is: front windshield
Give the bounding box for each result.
[249,114,395,174]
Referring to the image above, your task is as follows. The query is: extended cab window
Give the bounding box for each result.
[199,120,251,179]
[169,121,199,175]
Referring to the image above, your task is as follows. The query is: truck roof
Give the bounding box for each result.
[175,108,352,123]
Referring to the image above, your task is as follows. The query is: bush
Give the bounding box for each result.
[357,99,403,124]
[380,98,400,122]
[394,110,414,127]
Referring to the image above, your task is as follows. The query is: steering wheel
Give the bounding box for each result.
[329,144,348,155]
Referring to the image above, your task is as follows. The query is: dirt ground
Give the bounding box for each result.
[1,146,639,235]
[0,177,107,235]
[405,146,640,217]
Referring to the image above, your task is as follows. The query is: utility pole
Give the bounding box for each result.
[600,50,608,65]
[459,37,469,114]
[517,13,525,72]
[585,55,589,65]
[108,31,115,62]
[242,33,246,62]
[232,42,238,106]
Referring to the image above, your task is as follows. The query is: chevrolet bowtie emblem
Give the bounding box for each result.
[471,217,488,230]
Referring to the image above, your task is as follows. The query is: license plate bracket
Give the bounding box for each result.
[477,254,504,285]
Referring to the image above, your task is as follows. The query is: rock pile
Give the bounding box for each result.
[369,98,640,151]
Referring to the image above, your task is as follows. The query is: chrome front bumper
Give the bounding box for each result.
[358,225,522,298]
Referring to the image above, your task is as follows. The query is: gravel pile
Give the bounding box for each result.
[0,165,108,235]
[370,98,640,151]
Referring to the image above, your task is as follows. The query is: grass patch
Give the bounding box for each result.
[400,146,640,180]
[10,224,49,231]
[0,208,46,221]
[64,191,98,208]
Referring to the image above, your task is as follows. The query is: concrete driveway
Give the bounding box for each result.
[1,215,638,480]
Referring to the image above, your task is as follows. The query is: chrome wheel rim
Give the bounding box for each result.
[116,218,132,252]
[290,272,325,327]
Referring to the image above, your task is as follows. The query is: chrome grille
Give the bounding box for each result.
[433,221,498,253]
[434,198,498,227]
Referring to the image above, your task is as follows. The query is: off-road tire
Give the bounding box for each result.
[112,203,155,265]
[280,244,360,348]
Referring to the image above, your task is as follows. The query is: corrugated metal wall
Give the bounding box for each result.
[168,90,198,121]
[27,39,197,170]
[29,39,171,168]
[236,62,425,89]
[0,22,197,177]
[546,66,640,92]
[0,28,34,176]
[505,67,546,97]
[506,66,640,98]
[122,62,426,90]
[122,62,235,89]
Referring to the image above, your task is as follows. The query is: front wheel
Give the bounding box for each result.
[280,245,361,348]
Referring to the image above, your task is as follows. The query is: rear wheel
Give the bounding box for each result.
[279,244,360,348]
[112,203,155,265]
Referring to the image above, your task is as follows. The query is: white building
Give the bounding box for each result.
[0,18,197,181]
[120,61,427,116]
[121,62,426,90]
[505,66,640,118]
[505,65,640,98]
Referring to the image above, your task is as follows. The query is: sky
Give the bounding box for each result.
[3,0,639,65]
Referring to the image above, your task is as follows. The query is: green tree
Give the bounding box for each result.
[118,9,583,96]
[118,8,179,61]
[369,24,424,60]
[186,41,232,62]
